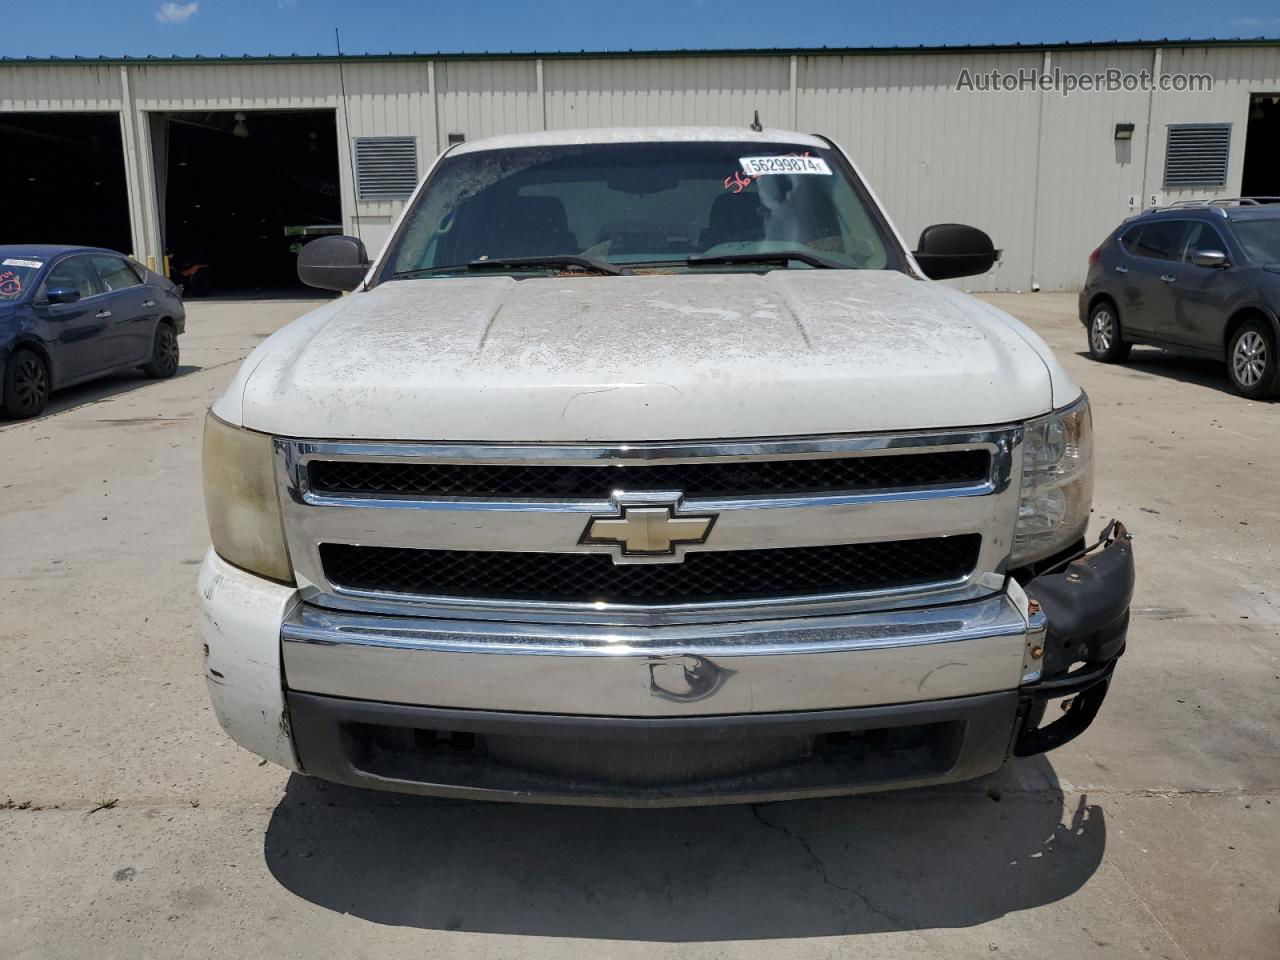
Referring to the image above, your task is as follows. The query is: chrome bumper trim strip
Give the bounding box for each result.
[282,592,1033,715]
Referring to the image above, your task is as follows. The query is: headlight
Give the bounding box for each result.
[1010,394,1094,567]
[202,412,294,583]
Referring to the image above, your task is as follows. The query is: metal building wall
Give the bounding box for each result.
[122,61,434,259]
[0,63,124,110]
[1029,45,1280,290]
[2,43,1279,290]
[1149,45,1280,200]
[796,50,1046,291]
[436,59,541,141]
[543,55,793,128]
[1031,48,1156,292]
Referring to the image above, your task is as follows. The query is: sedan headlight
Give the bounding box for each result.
[1011,394,1094,567]
[202,412,294,583]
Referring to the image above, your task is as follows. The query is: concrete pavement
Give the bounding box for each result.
[1,293,1276,959]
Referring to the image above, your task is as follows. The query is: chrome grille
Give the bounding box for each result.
[307,450,991,499]
[320,535,982,604]
[276,429,1022,625]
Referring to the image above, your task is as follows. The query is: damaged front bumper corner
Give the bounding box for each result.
[1015,521,1135,757]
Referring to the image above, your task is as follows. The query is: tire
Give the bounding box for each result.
[1087,301,1132,363]
[1,348,51,419]
[1226,318,1280,400]
[142,323,179,379]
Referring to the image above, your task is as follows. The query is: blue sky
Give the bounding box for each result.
[5,0,1280,59]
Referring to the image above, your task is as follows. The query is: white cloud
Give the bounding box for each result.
[155,2,199,23]
[1231,16,1280,27]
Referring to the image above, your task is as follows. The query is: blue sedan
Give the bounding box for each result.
[0,244,186,418]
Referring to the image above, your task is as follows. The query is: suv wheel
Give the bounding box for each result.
[1088,302,1132,363]
[1,348,51,419]
[1227,318,1280,399]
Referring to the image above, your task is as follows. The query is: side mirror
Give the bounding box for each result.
[297,235,371,291]
[46,287,82,305]
[912,223,999,280]
[1191,249,1229,269]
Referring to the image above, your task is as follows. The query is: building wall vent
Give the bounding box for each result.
[1163,124,1231,188]
[354,136,418,200]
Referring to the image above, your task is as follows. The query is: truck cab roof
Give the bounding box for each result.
[449,126,830,155]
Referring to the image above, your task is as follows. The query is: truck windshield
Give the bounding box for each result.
[382,140,899,279]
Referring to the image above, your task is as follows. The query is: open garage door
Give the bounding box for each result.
[1242,94,1280,200]
[157,109,341,296]
[0,112,132,253]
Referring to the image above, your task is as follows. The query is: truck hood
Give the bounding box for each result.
[223,271,1075,441]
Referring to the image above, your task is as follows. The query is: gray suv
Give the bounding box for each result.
[1079,200,1280,399]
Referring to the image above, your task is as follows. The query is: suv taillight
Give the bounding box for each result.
[1088,247,1101,266]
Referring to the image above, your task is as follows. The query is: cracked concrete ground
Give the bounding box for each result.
[1,293,1277,959]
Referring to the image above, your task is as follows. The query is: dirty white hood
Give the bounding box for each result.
[217,271,1077,441]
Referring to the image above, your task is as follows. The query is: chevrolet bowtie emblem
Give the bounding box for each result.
[581,498,716,559]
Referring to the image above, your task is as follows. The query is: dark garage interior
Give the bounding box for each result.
[157,108,341,295]
[0,112,133,252]
[1242,93,1280,199]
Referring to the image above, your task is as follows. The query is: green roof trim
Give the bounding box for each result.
[3,36,1279,67]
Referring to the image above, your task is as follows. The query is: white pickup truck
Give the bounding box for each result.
[199,127,1134,805]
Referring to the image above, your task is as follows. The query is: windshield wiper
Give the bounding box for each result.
[469,255,626,276]
[684,250,846,270]
[392,255,624,280]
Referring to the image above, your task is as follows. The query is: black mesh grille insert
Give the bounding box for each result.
[319,535,981,604]
[308,450,990,500]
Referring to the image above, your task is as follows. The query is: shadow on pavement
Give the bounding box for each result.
[1078,345,1258,399]
[0,365,202,426]
[264,757,1104,939]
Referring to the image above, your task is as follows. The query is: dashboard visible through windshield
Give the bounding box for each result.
[380,140,903,280]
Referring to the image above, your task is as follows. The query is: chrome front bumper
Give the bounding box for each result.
[282,591,1043,717]
[278,590,1048,805]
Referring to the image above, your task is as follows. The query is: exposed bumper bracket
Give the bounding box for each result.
[1015,520,1134,757]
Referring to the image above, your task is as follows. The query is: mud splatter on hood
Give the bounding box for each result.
[235,270,1063,441]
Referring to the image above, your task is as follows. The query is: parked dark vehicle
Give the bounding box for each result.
[0,244,186,418]
[1079,199,1280,399]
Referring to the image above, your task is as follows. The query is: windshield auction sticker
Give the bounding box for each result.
[739,156,832,176]
[2,258,43,269]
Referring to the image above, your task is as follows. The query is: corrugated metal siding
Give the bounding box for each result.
[435,59,540,141]
[129,62,336,109]
[798,52,1045,291]
[1149,46,1280,205]
[4,45,1280,288]
[0,64,123,110]
[543,56,790,129]
[340,60,436,242]
[1032,48,1155,291]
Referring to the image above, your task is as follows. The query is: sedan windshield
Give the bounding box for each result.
[382,140,899,279]
[0,255,48,301]
[1232,218,1280,265]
